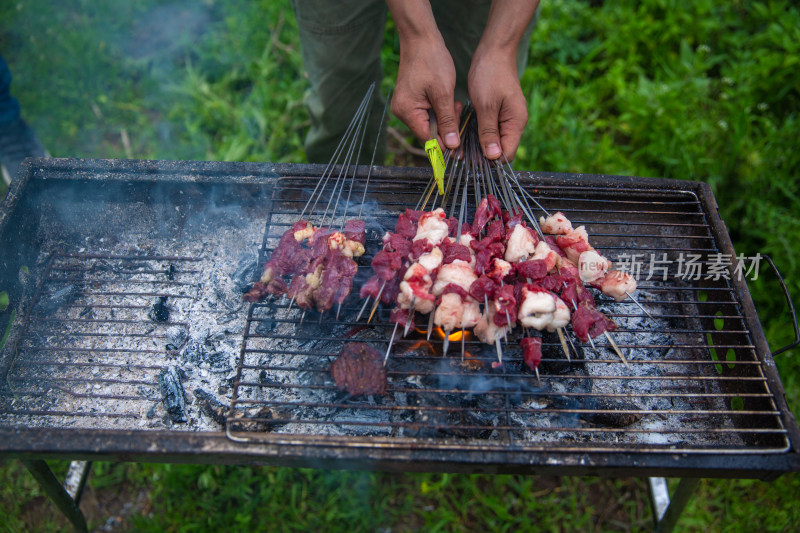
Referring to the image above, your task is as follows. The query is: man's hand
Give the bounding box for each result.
[468,0,539,161]
[468,48,528,161]
[386,0,461,150]
[392,38,461,150]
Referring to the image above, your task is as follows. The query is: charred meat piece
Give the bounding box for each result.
[331,342,388,396]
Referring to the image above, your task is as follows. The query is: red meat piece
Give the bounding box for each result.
[438,283,468,302]
[411,238,434,259]
[485,220,505,242]
[394,210,422,239]
[556,232,591,258]
[288,275,314,310]
[469,275,497,301]
[446,216,461,237]
[516,259,548,280]
[384,233,412,256]
[390,307,414,329]
[344,219,366,244]
[571,302,617,342]
[472,197,490,236]
[290,219,311,233]
[360,275,383,300]
[504,210,523,232]
[474,242,505,275]
[493,284,517,327]
[440,240,472,264]
[520,337,543,371]
[381,277,401,305]
[243,282,269,302]
[372,250,405,281]
[487,195,502,219]
[539,273,568,293]
[544,236,568,258]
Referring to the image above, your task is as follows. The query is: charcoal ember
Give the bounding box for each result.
[149,296,170,322]
[231,251,260,293]
[181,336,232,373]
[166,326,188,351]
[194,388,227,426]
[158,366,187,423]
[577,397,643,428]
[331,342,387,396]
[40,284,80,313]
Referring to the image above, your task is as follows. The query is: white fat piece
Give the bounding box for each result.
[504,224,538,263]
[579,250,611,283]
[539,211,573,235]
[600,270,637,302]
[397,263,434,314]
[546,296,571,332]
[342,240,365,258]
[487,258,513,279]
[460,299,482,328]
[431,259,477,295]
[418,246,443,272]
[293,223,315,242]
[532,240,559,272]
[434,293,463,332]
[518,288,556,330]
[458,233,474,247]
[413,208,449,246]
[474,306,509,345]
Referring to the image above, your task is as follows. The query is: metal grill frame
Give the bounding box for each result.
[1,157,798,480]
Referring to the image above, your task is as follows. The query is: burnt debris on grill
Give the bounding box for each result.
[149,296,170,322]
[158,366,187,423]
[231,251,260,293]
[181,333,233,374]
[331,342,387,396]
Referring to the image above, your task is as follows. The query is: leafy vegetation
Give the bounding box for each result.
[1,0,799,531]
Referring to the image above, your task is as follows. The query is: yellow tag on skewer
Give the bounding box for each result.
[425,138,446,195]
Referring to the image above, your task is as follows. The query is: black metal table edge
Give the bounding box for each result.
[0,427,797,480]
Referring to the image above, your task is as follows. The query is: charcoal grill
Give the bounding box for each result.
[1,158,799,529]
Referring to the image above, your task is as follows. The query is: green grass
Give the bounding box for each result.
[2,0,800,531]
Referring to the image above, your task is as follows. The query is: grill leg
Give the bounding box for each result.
[648,477,701,533]
[20,459,90,533]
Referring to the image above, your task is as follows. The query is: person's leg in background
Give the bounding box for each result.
[291,0,388,165]
[0,51,46,185]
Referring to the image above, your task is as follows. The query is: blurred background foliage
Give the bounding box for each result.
[1,0,799,531]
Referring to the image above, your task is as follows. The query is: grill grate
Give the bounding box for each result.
[227,176,789,453]
[1,253,201,428]
[0,160,796,477]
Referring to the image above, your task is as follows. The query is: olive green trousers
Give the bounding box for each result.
[291,0,537,164]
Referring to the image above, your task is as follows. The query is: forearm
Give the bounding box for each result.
[385,0,442,49]
[475,0,540,66]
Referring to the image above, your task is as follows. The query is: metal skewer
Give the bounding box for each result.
[626,290,656,321]
[384,323,399,366]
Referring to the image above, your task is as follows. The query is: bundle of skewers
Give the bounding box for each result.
[358,107,653,378]
[243,84,387,320]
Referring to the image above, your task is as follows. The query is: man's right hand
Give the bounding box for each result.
[386,0,461,150]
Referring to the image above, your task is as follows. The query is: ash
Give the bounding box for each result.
[0,181,269,433]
